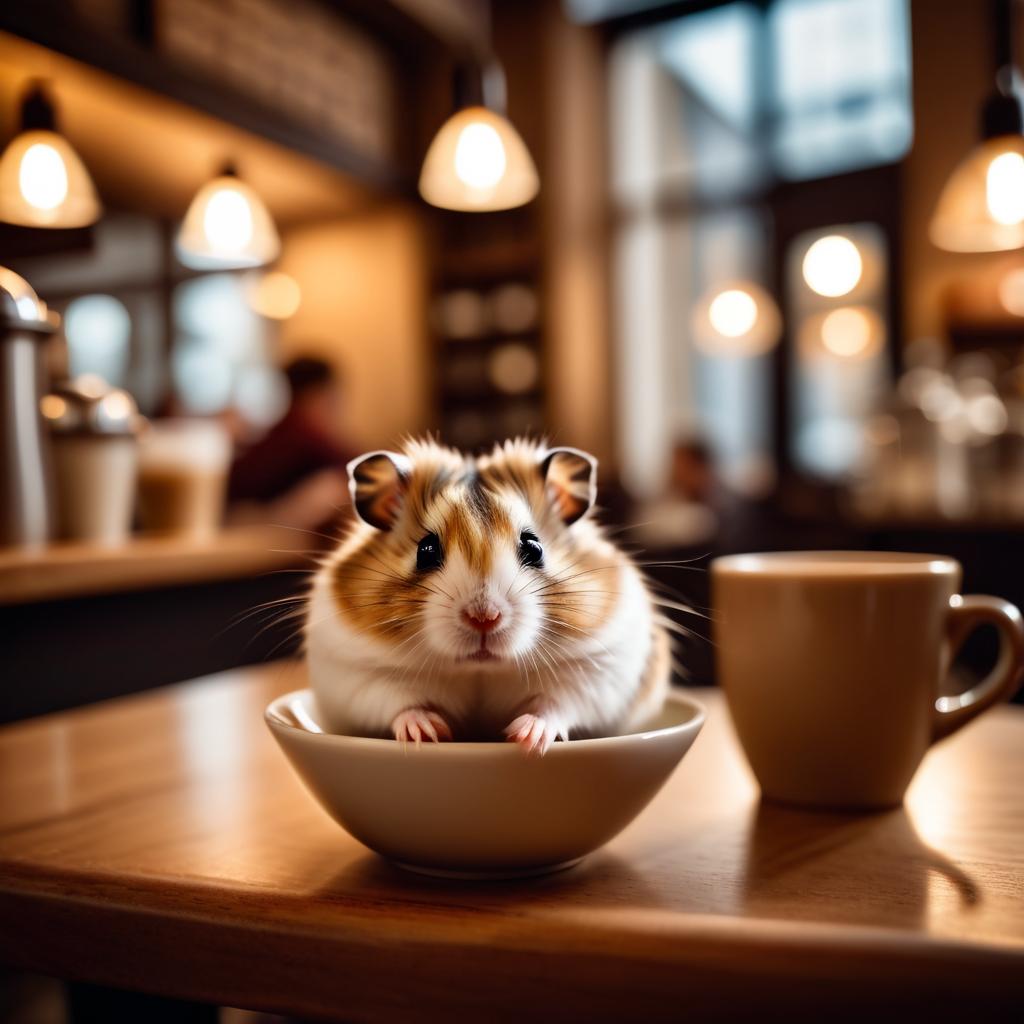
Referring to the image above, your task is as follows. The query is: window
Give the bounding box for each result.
[610,0,911,494]
[771,0,913,180]
[12,213,290,429]
[64,294,132,388]
[173,273,286,424]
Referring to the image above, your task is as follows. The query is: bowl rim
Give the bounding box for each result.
[265,688,705,754]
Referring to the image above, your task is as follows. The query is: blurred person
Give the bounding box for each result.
[228,356,355,533]
[627,438,719,549]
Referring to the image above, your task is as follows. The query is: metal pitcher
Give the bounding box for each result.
[0,266,57,547]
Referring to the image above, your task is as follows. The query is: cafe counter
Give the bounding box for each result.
[0,527,314,723]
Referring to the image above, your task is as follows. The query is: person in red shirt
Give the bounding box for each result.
[228,356,355,532]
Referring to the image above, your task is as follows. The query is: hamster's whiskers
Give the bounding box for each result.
[345,561,453,602]
[524,564,619,597]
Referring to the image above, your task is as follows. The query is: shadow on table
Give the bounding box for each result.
[311,799,978,934]
[314,849,666,909]
[740,800,979,928]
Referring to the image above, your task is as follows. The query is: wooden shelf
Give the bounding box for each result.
[0,526,314,606]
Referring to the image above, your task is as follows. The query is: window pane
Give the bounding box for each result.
[172,273,274,419]
[64,294,132,387]
[609,4,766,205]
[770,0,912,180]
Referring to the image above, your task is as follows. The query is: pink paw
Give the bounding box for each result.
[504,713,566,756]
[392,708,452,744]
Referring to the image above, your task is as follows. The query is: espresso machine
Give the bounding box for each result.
[0,266,56,547]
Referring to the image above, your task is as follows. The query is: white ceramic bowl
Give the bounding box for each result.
[266,689,705,878]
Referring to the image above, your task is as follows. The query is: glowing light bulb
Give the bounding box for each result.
[821,307,871,357]
[708,289,758,338]
[19,142,69,210]
[986,152,1024,226]
[802,235,863,298]
[203,187,253,252]
[454,122,507,190]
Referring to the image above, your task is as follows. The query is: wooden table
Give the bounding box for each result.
[1,663,1022,1021]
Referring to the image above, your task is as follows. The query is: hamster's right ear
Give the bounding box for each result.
[346,450,412,531]
[541,446,598,525]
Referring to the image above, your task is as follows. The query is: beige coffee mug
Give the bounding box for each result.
[712,552,1024,809]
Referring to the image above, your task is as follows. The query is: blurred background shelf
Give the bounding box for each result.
[0,526,312,606]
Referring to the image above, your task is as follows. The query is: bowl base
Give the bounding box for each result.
[390,856,584,881]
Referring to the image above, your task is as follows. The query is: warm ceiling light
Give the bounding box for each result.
[0,82,101,228]
[247,271,301,320]
[419,62,538,212]
[931,5,1024,253]
[931,135,1024,252]
[692,282,781,356]
[801,235,863,298]
[176,165,280,270]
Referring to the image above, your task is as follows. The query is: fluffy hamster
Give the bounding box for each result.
[306,438,670,754]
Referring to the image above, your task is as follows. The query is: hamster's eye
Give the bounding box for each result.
[519,530,544,568]
[416,533,444,572]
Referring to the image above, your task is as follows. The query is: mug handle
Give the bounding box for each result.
[933,594,1024,742]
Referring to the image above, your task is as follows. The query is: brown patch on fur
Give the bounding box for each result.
[332,437,624,648]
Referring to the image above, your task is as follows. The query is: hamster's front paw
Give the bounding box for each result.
[391,707,452,744]
[504,713,567,756]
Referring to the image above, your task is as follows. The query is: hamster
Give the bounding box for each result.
[306,438,670,754]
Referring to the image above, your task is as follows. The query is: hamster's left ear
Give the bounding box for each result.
[541,447,598,525]
[347,450,412,530]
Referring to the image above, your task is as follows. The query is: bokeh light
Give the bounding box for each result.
[708,289,758,338]
[998,267,1024,316]
[802,234,863,297]
[488,343,539,394]
[248,271,301,320]
[821,307,871,358]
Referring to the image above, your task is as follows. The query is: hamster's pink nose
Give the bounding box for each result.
[462,607,502,633]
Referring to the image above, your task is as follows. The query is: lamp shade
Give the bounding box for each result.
[175,172,280,270]
[0,128,101,228]
[930,134,1024,252]
[691,281,781,356]
[419,106,539,212]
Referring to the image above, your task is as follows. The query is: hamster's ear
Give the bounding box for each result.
[541,447,597,525]
[347,450,412,531]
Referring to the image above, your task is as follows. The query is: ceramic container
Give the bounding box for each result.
[266,688,705,879]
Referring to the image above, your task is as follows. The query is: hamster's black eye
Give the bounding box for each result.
[519,530,544,568]
[416,533,443,572]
